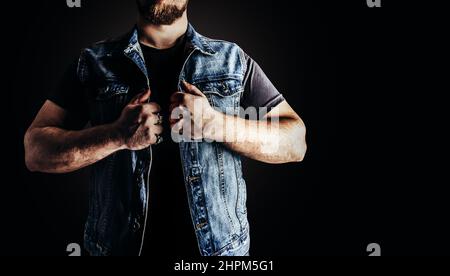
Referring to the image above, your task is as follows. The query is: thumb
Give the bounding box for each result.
[130,89,151,105]
[182,81,204,97]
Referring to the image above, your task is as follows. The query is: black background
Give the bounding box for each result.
[0,0,447,257]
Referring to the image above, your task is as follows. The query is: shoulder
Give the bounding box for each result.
[199,35,248,71]
[76,32,130,82]
[79,28,133,62]
[82,33,129,57]
[202,35,244,55]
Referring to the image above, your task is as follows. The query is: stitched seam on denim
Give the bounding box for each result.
[212,227,250,256]
[214,143,236,230]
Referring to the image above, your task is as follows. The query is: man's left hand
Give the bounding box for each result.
[169,81,219,141]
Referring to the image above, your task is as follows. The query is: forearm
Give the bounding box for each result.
[25,123,125,174]
[209,111,307,164]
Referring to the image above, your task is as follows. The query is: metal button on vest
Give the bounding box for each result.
[221,82,228,92]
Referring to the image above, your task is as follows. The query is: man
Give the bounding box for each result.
[24,0,307,256]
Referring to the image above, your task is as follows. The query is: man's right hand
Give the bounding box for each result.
[114,89,163,150]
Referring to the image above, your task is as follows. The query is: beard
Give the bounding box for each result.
[137,0,189,25]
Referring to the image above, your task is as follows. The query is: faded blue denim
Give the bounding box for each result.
[78,24,250,256]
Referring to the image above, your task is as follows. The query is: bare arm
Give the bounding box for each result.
[24,101,123,173]
[215,101,307,164]
[25,90,163,174]
[170,81,307,164]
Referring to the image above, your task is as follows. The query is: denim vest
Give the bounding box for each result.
[79,24,250,256]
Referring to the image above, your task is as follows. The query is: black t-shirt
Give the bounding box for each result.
[49,35,285,257]
[139,36,199,257]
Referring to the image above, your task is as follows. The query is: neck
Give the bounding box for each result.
[137,12,188,49]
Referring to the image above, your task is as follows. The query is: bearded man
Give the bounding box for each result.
[24,0,307,256]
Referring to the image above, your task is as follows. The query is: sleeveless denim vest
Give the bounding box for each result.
[79,24,250,256]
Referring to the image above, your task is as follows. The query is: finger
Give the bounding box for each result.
[182,81,205,97]
[152,125,163,135]
[169,101,181,114]
[149,127,164,145]
[171,118,184,133]
[138,89,152,104]
[130,89,151,105]
[169,116,178,126]
[147,124,163,139]
[141,102,161,115]
[169,105,189,125]
[170,92,185,104]
[169,116,182,127]
[168,103,176,115]
[144,113,163,126]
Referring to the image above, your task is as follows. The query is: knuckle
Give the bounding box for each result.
[142,105,153,115]
[154,126,163,134]
[145,131,152,141]
[142,117,151,126]
[150,134,157,143]
[150,102,161,110]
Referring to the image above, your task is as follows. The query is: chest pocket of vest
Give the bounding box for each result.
[194,78,243,116]
[93,83,130,124]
